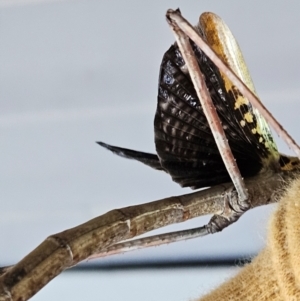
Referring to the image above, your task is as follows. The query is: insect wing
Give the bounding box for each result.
[154,12,279,189]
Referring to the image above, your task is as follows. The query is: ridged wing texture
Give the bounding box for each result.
[154,41,279,189]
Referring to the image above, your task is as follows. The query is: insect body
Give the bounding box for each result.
[98,12,300,189]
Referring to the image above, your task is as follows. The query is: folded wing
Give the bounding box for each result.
[98,13,280,190]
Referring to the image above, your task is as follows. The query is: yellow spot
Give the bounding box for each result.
[244,112,253,123]
[234,95,249,110]
[251,128,257,134]
[256,127,262,135]
[259,137,263,143]
[240,120,246,127]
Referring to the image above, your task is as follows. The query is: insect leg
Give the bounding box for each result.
[89,185,244,260]
[166,10,249,211]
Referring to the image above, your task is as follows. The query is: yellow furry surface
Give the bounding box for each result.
[197,178,300,301]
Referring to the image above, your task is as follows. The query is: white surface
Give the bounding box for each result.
[0,0,299,300]
[33,268,240,301]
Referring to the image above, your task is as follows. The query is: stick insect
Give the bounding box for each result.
[0,9,299,301]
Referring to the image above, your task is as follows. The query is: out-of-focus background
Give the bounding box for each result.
[0,0,299,300]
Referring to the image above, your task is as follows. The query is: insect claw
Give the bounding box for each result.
[206,215,233,234]
[206,187,250,234]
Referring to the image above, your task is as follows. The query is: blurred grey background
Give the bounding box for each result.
[0,0,299,300]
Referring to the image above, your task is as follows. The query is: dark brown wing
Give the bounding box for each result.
[99,13,281,190]
[98,41,279,189]
[154,41,278,189]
